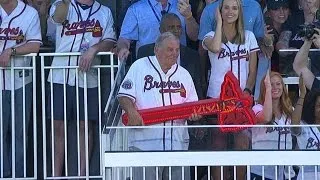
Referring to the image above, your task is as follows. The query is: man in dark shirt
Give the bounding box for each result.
[137,13,204,99]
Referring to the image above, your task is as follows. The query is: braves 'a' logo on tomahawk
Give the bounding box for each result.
[122,71,256,132]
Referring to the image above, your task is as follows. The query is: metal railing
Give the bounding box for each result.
[0,53,38,179]
[39,52,120,180]
[102,48,320,180]
[103,125,320,180]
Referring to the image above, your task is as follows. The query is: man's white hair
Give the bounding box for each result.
[155,32,179,49]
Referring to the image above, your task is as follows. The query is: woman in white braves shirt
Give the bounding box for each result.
[252,71,296,180]
[202,0,258,179]
[292,76,320,180]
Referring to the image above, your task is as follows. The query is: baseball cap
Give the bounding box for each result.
[267,0,289,10]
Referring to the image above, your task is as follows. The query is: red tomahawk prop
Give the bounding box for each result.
[122,71,256,132]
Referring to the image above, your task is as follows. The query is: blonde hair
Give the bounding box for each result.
[258,71,293,119]
[220,0,245,44]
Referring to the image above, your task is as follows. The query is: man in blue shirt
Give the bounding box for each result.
[116,0,199,61]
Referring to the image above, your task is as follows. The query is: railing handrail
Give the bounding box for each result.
[103,124,320,129]
[104,151,320,167]
[279,48,320,52]
[103,61,127,135]
[39,52,114,56]
[15,53,38,57]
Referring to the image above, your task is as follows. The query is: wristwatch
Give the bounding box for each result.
[11,47,16,56]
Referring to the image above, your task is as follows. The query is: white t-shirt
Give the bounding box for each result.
[202,30,259,98]
[251,104,295,180]
[118,56,198,151]
[294,121,320,180]
[0,1,42,90]
[48,0,116,88]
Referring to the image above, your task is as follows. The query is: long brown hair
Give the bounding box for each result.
[258,71,293,119]
[219,0,245,44]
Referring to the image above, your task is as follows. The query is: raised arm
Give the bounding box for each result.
[178,0,199,41]
[52,0,70,23]
[293,40,315,90]
[291,75,306,135]
[255,71,273,124]
[276,30,292,57]
[203,7,222,53]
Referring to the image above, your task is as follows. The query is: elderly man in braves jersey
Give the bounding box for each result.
[118,32,199,180]
[48,0,116,177]
[0,0,41,177]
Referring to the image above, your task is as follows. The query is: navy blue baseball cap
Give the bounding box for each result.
[267,0,289,10]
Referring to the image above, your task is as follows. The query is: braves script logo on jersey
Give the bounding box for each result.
[218,48,249,61]
[265,127,291,135]
[306,137,320,149]
[62,19,103,37]
[0,27,24,44]
[143,75,186,98]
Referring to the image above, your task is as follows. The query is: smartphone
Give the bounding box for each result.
[265,16,276,35]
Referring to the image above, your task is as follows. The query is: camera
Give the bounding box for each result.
[297,10,320,39]
[297,23,319,39]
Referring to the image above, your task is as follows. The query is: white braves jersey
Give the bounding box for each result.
[251,104,295,180]
[0,1,41,90]
[203,30,259,98]
[48,0,116,88]
[118,56,198,151]
[294,121,320,180]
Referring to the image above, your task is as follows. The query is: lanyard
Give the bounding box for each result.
[147,0,171,22]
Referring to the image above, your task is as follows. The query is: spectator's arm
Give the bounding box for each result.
[52,0,70,24]
[203,29,221,53]
[0,42,40,67]
[12,42,41,55]
[276,30,292,56]
[293,40,315,90]
[118,96,144,126]
[116,38,131,61]
[255,72,272,124]
[202,7,222,53]
[291,75,306,135]
[178,0,199,41]
[245,51,258,92]
[185,15,199,41]
[92,40,115,53]
[78,40,115,72]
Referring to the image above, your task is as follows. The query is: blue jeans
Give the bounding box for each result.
[1,84,32,177]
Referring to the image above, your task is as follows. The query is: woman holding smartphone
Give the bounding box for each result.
[202,0,259,179]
